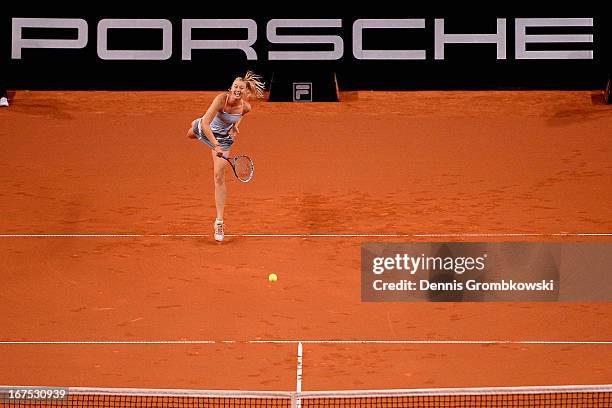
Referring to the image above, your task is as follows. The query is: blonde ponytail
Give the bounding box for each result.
[236,71,265,99]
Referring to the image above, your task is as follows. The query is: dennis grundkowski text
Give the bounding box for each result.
[372,279,555,291]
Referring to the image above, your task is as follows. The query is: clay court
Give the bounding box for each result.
[0,90,611,395]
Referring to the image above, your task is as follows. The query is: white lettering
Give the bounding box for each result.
[267,19,343,60]
[420,280,463,291]
[353,19,426,60]
[182,19,257,60]
[515,18,593,60]
[372,257,385,275]
[11,18,595,61]
[435,18,507,60]
[97,19,172,60]
[12,18,88,59]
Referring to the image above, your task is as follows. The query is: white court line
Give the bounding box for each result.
[1,340,611,345]
[295,342,303,408]
[0,233,610,238]
[249,340,612,345]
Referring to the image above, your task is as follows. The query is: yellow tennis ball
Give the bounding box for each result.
[268,273,278,282]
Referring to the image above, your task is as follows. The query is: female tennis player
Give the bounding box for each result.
[187,71,264,242]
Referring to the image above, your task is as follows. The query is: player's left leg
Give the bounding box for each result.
[212,149,230,241]
[187,128,198,139]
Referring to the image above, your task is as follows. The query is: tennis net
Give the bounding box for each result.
[1,384,611,407]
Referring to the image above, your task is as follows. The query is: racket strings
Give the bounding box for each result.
[233,156,254,182]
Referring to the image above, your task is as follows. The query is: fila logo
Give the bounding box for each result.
[293,83,313,102]
[11,18,594,61]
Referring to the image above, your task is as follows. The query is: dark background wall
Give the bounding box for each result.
[2,5,609,90]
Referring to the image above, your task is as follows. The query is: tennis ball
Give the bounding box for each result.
[268,273,278,282]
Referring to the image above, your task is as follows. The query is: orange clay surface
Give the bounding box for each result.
[0,91,611,391]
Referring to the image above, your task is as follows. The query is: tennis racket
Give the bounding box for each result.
[218,152,254,183]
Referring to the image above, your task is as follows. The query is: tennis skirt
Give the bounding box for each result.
[192,118,234,151]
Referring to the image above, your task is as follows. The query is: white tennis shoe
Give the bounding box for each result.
[214,219,224,242]
[0,97,8,107]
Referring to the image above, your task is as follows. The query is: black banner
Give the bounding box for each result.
[2,6,609,90]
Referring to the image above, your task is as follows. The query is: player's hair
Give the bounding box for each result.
[235,71,265,99]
